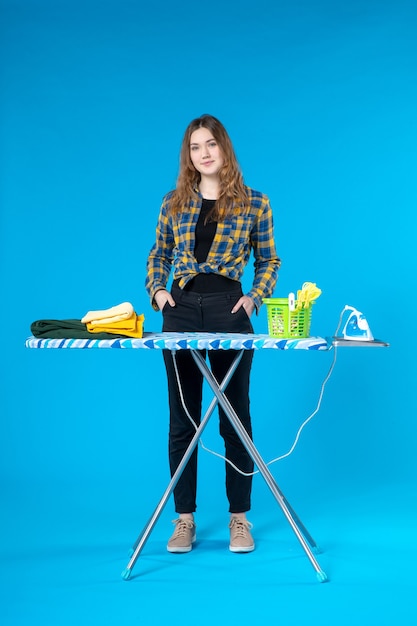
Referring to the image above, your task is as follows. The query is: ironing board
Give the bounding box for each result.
[25,331,388,583]
[26,331,332,582]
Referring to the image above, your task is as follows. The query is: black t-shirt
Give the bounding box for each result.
[194,198,217,263]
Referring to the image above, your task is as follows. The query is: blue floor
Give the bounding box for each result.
[2,478,416,625]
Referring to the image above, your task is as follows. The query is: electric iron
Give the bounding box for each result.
[338,305,374,341]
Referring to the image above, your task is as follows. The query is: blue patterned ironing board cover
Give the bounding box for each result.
[25,332,330,351]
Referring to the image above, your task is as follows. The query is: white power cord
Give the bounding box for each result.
[172,311,344,477]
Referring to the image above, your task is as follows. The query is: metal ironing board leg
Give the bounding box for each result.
[186,350,320,552]
[122,346,327,582]
[190,349,328,583]
[121,349,245,580]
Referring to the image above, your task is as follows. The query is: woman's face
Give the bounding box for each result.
[189,126,224,177]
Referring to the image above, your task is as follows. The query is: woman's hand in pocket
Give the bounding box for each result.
[154,289,176,311]
[231,295,255,317]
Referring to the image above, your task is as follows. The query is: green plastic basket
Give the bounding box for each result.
[263,298,315,338]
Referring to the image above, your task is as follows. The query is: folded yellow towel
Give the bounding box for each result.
[86,313,145,338]
[81,302,134,325]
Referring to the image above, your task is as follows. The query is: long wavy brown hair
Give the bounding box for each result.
[169,114,249,220]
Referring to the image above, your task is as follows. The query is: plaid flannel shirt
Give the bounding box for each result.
[145,186,281,311]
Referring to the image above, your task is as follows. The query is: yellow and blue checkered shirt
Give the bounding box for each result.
[145,186,281,311]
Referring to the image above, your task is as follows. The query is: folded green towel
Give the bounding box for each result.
[30,319,126,339]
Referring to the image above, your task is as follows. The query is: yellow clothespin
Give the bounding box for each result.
[296,282,322,309]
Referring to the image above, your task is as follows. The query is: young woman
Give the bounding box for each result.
[145,114,280,553]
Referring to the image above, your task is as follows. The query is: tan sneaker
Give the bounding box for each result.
[229,517,255,553]
[167,518,196,553]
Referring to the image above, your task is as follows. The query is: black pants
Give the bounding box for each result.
[162,284,254,514]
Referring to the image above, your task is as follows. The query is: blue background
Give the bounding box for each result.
[1,0,416,624]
